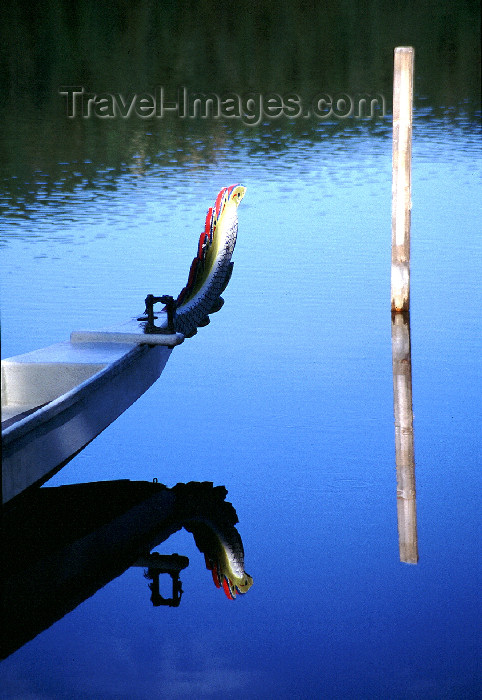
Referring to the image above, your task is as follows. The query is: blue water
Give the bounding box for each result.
[1,114,481,698]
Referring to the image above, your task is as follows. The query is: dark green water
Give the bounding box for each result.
[1,2,481,698]
[0,0,479,215]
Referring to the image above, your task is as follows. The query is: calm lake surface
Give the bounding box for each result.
[1,3,481,699]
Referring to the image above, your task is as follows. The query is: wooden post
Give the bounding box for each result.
[391,47,414,312]
[392,312,418,564]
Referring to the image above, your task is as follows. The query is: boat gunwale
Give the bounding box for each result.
[1,342,165,446]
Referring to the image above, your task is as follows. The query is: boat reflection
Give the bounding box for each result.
[392,312,418,564]
[1,480,253,659]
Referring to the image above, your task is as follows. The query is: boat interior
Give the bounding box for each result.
[1,341,129,429]
[1,360,105,428]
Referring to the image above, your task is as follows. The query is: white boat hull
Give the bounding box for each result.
[2,324,183,506]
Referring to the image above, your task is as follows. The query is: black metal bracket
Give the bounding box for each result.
[137,294,176,334]
[147,570,184,607]
[142,553,189,607]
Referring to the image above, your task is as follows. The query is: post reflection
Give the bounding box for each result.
[391,312,418,564]
[1,480,253,659]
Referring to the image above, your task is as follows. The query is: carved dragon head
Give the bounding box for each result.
[174,184,246,337]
